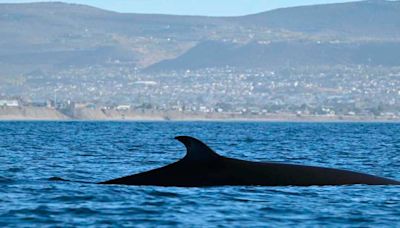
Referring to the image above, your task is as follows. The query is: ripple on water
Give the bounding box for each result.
[0,122,400,226]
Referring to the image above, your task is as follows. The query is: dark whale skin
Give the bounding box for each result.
[100,136,400,187]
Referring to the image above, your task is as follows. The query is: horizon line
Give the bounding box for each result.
[0,0,369,17]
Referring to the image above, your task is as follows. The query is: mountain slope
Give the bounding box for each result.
[147,41,400,71]
[1,1,400,75]
[0,2,227,74]
[237,0,400,38]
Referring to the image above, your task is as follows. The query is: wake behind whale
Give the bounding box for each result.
[97,136,399,187]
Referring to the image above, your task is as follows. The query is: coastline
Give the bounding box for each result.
[0,107,399,123]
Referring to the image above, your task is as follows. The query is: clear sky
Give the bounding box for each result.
[0,0,360,16]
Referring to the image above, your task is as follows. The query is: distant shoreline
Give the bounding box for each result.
[1,116,399,123]
[0,119,400,124]
[0,106,399,122]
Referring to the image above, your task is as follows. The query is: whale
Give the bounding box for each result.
[99,136,400,187]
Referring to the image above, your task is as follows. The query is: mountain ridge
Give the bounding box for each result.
[0,0,399,75]
[146,40,400,71]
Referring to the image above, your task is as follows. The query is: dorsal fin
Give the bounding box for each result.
[175,136,221,162]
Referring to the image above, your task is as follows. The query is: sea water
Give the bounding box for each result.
[0,121,399,227]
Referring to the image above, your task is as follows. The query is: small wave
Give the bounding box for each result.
[148,190,181,198]
[52,195,96,202]
[66,207,98,215]
[243,137,255,143]
[47,177,94,185]
[0,176,14,184]
[7,167,23,172]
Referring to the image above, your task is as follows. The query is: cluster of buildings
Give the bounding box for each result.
[1,64,400,118]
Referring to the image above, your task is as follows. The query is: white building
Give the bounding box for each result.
[116,105,130,111]
[0,100,19,107]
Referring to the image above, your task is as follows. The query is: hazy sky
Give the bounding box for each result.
[0,0,360,16]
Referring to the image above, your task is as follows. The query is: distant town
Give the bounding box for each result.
[1,65,400,120]
[1,1,400,121]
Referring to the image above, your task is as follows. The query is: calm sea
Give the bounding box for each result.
[0,121,399,227]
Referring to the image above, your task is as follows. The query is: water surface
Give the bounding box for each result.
[0,122,399,226]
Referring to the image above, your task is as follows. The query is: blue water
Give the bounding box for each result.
[0,121,399,227]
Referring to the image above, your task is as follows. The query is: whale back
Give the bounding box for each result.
[100,136,400,186]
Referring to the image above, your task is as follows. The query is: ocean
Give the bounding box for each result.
[0,121,399,227]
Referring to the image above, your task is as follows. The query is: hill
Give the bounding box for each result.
[0,1,400,74]
[238,0,400,39]
[147,41,400,71]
